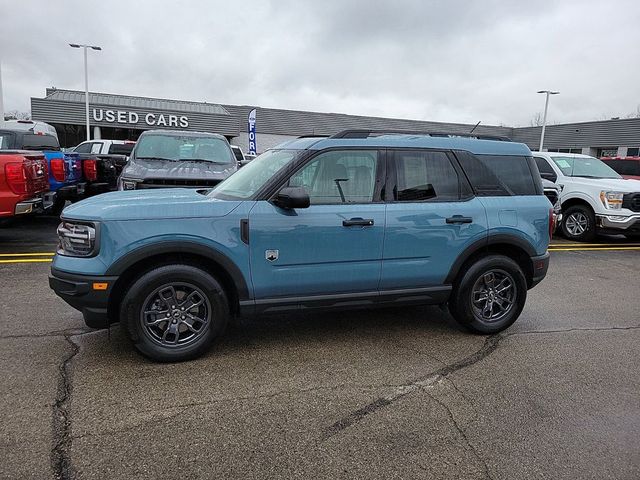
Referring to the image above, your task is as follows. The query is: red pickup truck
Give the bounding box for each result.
[0,151,50,218]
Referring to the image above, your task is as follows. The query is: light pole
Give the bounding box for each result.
[69,43,102,141]
[537,90,559,151]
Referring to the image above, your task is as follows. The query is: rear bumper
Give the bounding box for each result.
[529,252,550,289]
[57,182,87,200]
[14,191,54,215]
[49,267,118,328]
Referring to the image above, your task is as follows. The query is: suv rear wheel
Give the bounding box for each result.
[120,264,229,362]
[561,204,596,242]
[449,255,527,334]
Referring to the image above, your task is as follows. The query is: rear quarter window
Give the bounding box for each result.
[457,152,540,196]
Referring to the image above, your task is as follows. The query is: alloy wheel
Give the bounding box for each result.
[140,282,211,348]
[470,269,516,323]
[565,212,589,236]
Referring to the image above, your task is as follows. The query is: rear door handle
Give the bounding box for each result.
[446,215,473,224]
[343,217,374,227]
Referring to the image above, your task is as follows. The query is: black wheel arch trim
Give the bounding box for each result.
[104,241,250,301]
[444,233,538,284]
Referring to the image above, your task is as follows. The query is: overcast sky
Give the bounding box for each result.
[1,0,639,127]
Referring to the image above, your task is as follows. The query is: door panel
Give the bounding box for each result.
[382,199,487,289]
[248,201,385,298]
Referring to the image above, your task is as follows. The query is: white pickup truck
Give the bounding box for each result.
[71,139,135,156]
[533,152,640,241]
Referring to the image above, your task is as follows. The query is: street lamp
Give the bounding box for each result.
[69,43,102,141]
[537,90,559,152]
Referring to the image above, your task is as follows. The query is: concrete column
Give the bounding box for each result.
[618,147,627,158]
[93,126,101,140]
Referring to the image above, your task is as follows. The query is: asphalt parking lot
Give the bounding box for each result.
[1,215,639,479]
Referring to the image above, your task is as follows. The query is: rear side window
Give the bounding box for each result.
[393,150,460,201]
[108,143,134,155]
[22,134,60,151]
[454,151,510,196]
[458,152,539,196]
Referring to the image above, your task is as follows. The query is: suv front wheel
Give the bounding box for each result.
[449,255,527,334]
[120,264,229,362]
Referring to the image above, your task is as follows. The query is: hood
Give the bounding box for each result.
[62,188,243,222]
[121,158,236,181]
[564,177,640,192]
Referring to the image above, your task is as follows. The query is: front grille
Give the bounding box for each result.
[622,193,640,212]
[138,178,221,189]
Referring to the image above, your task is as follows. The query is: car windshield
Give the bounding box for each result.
[551,156,621,179]
[210,149,301,200]
[134,134,233,164]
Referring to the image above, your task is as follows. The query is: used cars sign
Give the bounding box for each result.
[92,108,189,128]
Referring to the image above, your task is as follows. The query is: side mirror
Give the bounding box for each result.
[540,172,557,182]
[272,186,310,209]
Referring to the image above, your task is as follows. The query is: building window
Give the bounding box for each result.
[598,147,618,158]
[627,147,639,157]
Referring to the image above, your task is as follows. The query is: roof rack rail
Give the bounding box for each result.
[330,129,512,142]
[297,134,330,139]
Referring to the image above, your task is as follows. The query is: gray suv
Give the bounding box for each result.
[118,130,237,190]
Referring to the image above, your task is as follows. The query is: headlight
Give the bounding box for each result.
[600,191,624,210]
[57,221,97,257]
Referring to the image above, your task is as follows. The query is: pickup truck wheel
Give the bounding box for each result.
[561,205,595,242]
[449,255,527,334]
[120,264,229,362]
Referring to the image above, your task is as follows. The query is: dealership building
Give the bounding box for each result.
[31,88,640,157]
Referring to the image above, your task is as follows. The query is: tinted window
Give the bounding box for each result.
[22,134,60,151]
[455,151,510,196]
[476,155,538,195]
[90,142,103,154]
[289,150,378,204]
[0,132,16,149]
[73,142,93,153]
[393,150,459,201]
[603,159,640,176]
[627,147,639,157]
[231,146,244,161]
[108,143,134,155]
[534,156,557,181]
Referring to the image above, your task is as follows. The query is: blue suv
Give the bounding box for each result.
[50,130,551,362]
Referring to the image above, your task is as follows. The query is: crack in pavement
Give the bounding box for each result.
[50,329,94,480]
[321,324,639,440]
[426,391,494,480]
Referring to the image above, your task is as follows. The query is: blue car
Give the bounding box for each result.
[50,130,552,362]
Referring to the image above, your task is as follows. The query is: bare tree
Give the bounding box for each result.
[529,112,544,127]
[3,110,31,121]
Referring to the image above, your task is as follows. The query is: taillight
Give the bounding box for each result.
[5,163,28,195]
[50,158,66,182]
[83,159,97,182]
[549,207,555,239]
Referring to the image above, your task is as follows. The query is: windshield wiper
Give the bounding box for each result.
[136,156,178,162]
[180,158,230,164]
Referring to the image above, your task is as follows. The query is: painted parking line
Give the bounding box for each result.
[548,246,640,252]
[0,252,56,257]
[549,243,640,247]
[0,258,53,264]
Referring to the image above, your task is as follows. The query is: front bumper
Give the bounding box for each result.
[596,214,640,232]
[529,252,550,289]
[49,268,118,328]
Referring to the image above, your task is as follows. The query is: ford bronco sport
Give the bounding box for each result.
[50,130,551,362]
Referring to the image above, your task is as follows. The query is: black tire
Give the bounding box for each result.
[561,204,596,242]
[449,255,527,334]
[120,264,229,362]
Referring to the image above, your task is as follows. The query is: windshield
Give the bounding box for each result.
[210,149,301,200]
[552,156,621,179]
[134,134,233,164]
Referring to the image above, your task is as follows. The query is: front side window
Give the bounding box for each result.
[393,150,459,201]
[534,157,557,182]
[134,134,233,164]
[551,156,621,179]
[210,149,302,200]
[288,150,378,204]
[73,142,93,153]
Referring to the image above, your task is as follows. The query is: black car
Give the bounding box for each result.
[118,130,237,190]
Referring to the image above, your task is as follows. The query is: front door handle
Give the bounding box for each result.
[343,218,374,227]
[446,215,473,224]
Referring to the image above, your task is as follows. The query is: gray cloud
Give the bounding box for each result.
[1,0,638,126]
